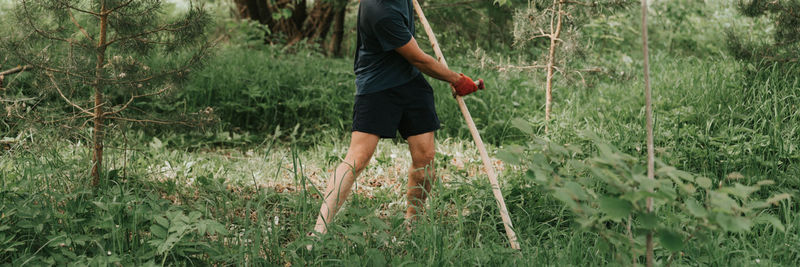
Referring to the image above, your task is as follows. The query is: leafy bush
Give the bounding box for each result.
[165,45,354,138]
[0,179,227,265]
[500,130,791,264]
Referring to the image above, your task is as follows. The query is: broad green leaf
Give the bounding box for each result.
[510,118,533,135]
[366,248,387,266]
[634,174,659,192]
[548,143,569,156]
[599,196,632,220]
[710,191,740,212]
[657,229,684,252]
[638,212,658,229]
[754,214,785,232]
[496,149,520,165]
[745,200,769,209]
[188,211,201,221]
[346,234,366,246]
[680,183,697,194]
[552,188,580,210]
[565,182,588,201]
[150,225,167,239]
[685,198,708,218]
[367,216,389,230]
[155,216,170,228]
[715,213,752,232]
[531,169,548,183]
[346,223,368,235]
[695,176,712,189]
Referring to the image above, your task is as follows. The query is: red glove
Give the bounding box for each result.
[451,74,483,97]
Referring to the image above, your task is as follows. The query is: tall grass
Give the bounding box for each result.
[3,46,799,265]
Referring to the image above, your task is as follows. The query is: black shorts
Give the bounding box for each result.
[352,74,441,139]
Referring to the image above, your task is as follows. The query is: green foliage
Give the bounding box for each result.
[167,45,354,140]
[501,129,792,263]
[728,0,800,71]
[416,0,528,55]
[2,0,800,265]
[0,178,228,265]
[2,0,213,125]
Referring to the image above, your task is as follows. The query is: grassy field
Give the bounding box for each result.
[2,0,799,265]
[3,45,798,265]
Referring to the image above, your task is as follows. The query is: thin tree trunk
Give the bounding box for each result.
[312,6,335,44]
[641,0,655,265]
[285,1,334,46]
[91,2,109,186]
[253,0,271,24]
[544,0,563,133]
[294,0,308,30]
[328,0,347,57]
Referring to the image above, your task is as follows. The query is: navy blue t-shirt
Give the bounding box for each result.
[354,0,421,95]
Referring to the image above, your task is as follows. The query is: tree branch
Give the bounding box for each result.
[106,20,195,47]
[12,54,94,81]
[20,1,92,49]
[561,0,596,7]
[61,1,101,16]
[0,65,32,76]
[108,0,136,14]
[43,113,94,124]
[47,72,95,116]
[107,116,196,127]
[104,85,172,116]
[68,9,95,42]
[103,36,219,84]
[427,0,483,8]
[0,65,32,90]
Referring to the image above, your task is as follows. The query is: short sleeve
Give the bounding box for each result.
[373,16,412,52]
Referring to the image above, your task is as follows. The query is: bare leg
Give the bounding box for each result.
[312,131,379,235]
[405,132,437,220]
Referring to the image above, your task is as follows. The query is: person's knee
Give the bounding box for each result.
[344,151,373,172]
[412,149,436,168]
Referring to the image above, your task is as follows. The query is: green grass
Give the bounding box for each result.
[2,1,799,264]
[2,42,799,265]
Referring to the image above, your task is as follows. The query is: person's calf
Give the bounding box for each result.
[405,163,436,220]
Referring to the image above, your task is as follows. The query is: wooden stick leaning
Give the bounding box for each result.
[412,0,521,250]
[640,0,655,265]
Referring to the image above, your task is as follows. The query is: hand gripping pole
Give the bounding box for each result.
[412,0,520,250]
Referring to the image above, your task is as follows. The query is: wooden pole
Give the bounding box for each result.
[544,0,563,133]
[412,0,520,250]
[640,0,655,265]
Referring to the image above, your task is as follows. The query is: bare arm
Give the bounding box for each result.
[395,37,460,84]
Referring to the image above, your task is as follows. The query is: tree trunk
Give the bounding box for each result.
[544,0,563,134]
[328,0,347,57]
[232,0,340,50]
[310,4,335,43]
[293,0,308,30]
[253,0,272,25]
[285,1,335,46]
[91,4,109,186]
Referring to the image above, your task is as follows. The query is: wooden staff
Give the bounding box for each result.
[412,0,521,250]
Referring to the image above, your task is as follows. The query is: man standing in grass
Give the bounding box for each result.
[311,0,481,236]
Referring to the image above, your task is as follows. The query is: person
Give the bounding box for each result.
[311,0,482,237]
